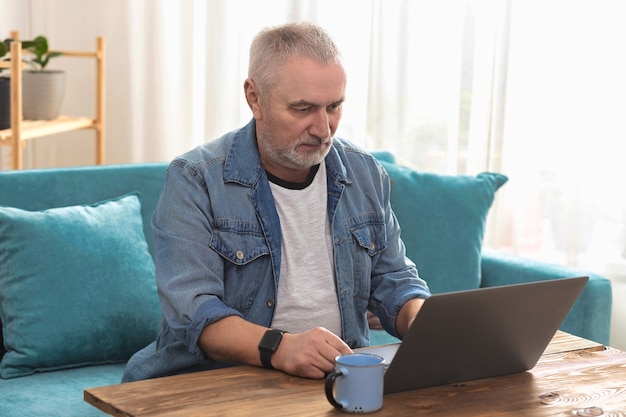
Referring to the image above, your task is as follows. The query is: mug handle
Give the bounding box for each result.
[325,368,346,410]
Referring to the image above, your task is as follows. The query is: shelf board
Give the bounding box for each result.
[0,116,96,145]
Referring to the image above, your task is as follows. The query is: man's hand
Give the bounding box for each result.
[271,327,353,379]
[367,310,384,330]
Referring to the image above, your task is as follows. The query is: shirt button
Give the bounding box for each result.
[369,241,376,251]
[266,299,275,308]
[236,250,244,260]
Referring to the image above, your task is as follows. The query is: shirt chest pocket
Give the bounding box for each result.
[348,213,388,256]
[210,221,270,265]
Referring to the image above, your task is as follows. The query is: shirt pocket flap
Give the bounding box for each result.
[210,229,270,265]
[349,217,387,256]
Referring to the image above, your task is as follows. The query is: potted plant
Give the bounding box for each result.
[20,36,65,120]
[0,35,65,124]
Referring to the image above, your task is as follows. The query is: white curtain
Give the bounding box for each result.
[2,0,506,169]
[3,1,626,330]
[496,1,626,275]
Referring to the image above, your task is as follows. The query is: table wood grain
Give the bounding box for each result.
[85,331,625,417]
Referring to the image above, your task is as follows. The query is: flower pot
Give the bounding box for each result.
[0,76,10,129]
[22,70,65,120]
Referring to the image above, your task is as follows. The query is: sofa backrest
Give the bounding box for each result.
[0,163,169,258]
[0,157,507,295]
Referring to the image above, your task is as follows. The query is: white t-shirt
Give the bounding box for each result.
[268,163,342,337]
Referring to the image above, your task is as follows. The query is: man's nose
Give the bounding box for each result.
[309,109,331,139]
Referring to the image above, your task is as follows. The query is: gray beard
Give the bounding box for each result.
[259,123,331,170]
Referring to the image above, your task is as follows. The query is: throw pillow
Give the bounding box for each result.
[0,193,162,379]
[378,160,507,294]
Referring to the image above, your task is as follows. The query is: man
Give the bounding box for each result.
[122,22,430,383]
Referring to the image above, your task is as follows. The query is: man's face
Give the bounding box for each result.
[250,57,346,183]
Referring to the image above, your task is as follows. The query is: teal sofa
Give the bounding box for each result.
[0,154,612,417]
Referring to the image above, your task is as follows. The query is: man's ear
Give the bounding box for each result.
[244,79,263,120]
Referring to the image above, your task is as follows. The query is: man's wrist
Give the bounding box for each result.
[258,329,287,369]
[397,297,426,337]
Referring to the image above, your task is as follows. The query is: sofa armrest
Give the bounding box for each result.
[481,250,613,345]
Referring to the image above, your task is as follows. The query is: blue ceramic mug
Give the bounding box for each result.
[324,353,385,413]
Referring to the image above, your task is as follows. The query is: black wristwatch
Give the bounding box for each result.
[258,329,287,369]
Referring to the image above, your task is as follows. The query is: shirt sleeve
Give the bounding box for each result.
[368,164,431,338]
[152,160,244,360]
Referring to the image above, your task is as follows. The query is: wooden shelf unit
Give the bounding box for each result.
[0,31,105,169]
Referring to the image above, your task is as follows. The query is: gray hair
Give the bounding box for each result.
[248,22,342,96]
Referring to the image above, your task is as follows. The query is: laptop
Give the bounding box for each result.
[360,276,589,395]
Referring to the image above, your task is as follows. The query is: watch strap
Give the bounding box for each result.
[260,347,275,369]
[259,329,286,369]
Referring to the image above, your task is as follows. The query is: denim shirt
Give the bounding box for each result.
[122,119,430,382]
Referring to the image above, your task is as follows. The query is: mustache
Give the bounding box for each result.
[297,136,330,146]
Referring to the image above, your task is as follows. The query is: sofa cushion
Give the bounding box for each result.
[378,159,507,294]
[0,363,126,417]
[0,193,161,379]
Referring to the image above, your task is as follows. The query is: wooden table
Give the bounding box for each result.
[85,331,626,416]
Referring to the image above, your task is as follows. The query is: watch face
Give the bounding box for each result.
[260,329,284,352]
